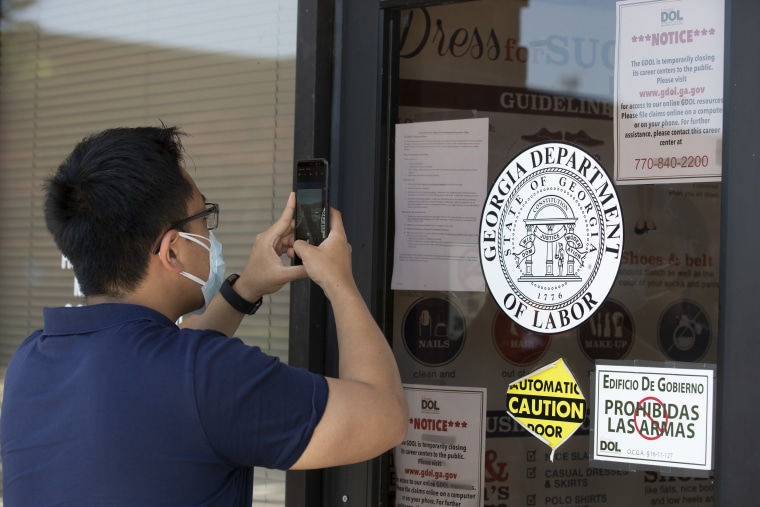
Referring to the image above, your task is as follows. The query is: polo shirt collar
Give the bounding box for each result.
[42,304,176,336]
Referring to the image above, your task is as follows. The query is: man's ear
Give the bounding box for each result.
[156,230,184,273]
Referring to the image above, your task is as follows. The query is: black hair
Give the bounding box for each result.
[44,126,194,297]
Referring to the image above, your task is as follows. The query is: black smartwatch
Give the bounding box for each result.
[219,274,263,315]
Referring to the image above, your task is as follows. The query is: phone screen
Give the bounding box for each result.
[295,159,329,263]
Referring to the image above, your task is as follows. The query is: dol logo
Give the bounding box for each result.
[661,9,684,25]
[479,142,623,334]
[421,397,440,413]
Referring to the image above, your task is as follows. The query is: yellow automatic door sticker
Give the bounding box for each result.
[506,358,586,460]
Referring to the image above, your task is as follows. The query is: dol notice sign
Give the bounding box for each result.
[592,362,715,473]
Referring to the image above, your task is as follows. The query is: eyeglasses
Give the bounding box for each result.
[152,202,219,254]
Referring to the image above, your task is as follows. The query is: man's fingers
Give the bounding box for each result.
[292,239,311,261]
[280,192,297,222]
[257,193,296,245]
[283,262,309,281]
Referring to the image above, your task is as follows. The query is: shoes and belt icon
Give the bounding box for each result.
[521,128,604,146]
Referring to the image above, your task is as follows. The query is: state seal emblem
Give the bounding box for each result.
[480,142,623,334]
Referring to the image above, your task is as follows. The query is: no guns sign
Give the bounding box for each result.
[592,362,715,474]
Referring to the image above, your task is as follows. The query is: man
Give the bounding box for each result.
[0,126,408,505]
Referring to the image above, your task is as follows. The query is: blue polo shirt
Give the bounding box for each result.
[1,304,328,506]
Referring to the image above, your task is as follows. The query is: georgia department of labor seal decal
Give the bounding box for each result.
[479,142,623,334]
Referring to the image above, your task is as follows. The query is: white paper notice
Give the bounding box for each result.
[391,118,489,292]
[394,385,487,507]
[614,0,724,184]
[592,363,715,473]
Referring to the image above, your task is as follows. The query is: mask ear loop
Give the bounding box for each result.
[178,232,212,251]
[179,271,206,285]
[177,232,212,285]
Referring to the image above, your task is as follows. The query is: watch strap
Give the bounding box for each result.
[220,274,263,315]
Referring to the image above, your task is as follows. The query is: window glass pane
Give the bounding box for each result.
[391,0,719,504]
[0,0,297,503]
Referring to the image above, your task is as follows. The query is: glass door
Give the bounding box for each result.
[384,1,719,505]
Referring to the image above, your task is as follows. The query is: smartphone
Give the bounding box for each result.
[294,158,329,264]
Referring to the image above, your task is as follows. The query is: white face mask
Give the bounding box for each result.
[178,231,226,315]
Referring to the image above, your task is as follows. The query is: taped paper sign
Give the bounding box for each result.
[592,362,715,472]
[506,358,586,460]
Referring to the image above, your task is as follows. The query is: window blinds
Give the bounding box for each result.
[0,1,297,504]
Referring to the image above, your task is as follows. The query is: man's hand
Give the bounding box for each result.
[181,193,308,336]
[292,208,357,301]
[234,192,309,303]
